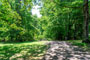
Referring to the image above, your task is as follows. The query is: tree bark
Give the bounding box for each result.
[83,0,90,43]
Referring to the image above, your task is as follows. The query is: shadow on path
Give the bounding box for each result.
[43,41,90,60]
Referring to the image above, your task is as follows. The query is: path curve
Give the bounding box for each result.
[43,41,90,60]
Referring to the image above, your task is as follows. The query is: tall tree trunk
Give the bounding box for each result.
[83,0,90,43]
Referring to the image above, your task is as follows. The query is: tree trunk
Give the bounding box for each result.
[83,0,90,43]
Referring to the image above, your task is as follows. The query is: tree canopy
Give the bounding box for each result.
[0,0,90,43]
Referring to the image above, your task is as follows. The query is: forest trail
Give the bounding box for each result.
[43,41,90,60]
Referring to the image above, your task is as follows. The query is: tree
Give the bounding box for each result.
[83,0,90,43]
[0,0,38,42]
[40,0,84,40]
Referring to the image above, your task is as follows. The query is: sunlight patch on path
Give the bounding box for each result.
[43,41,90,60]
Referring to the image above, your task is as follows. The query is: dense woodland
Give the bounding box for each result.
[0,0,90,60]
[0,0,90,43]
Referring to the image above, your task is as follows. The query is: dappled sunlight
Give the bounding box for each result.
[0,41,48,60]
[0,0,90,60]
[43,41,90,60]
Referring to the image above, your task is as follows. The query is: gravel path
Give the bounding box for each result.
[43,41,90,60]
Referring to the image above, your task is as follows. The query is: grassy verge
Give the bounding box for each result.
[67,40,90,52]
[0,41,48,60]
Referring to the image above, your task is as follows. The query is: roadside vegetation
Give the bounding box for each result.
[0,41,48,60]
[68,40,90,52]
[0,0,90,60]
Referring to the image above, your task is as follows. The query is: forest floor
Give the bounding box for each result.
[0,41,48,60]
[43,41,90,60]
[0,40,90,60]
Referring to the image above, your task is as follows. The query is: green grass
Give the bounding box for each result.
[1,40,90,60]
[0,41,48,60]
[67,40,90,51]
[0,41,47,46]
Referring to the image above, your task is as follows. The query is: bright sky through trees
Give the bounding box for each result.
[31,0,42,18]
[31,5,42,18]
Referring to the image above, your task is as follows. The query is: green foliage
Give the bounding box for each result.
[40,0,85,40]
[72,43,86,46]
[0,0,38,42]
[68,40,90,51]
[0,0,90,41]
